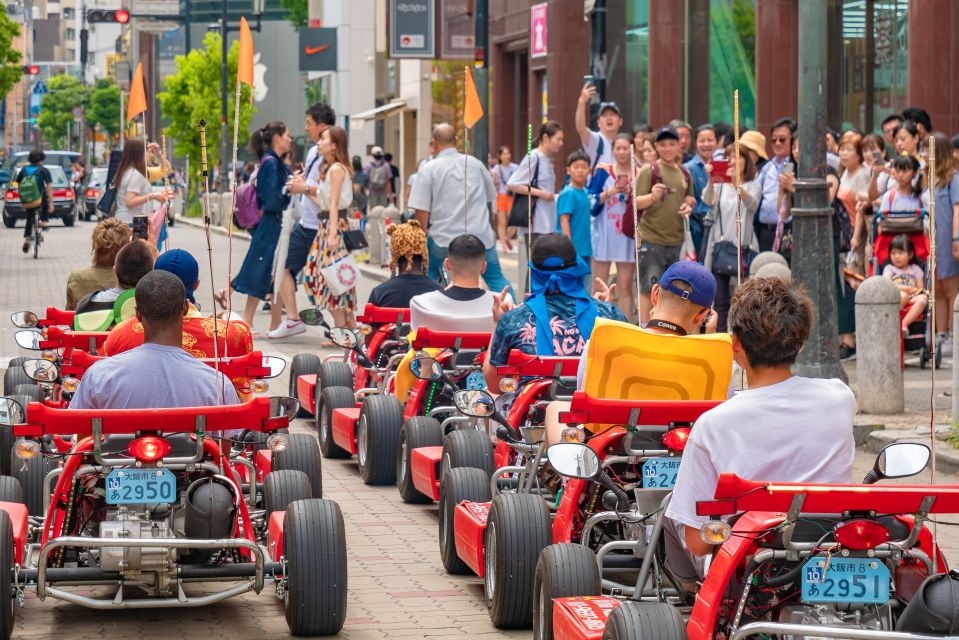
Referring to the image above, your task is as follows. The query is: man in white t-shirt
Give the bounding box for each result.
[575,83,623,168]
[663,277,856,586]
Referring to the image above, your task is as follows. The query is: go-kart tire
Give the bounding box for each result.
[12,453,56,516]
[263,470,312,517]
[485,492,552,629]
[356,394,403,486]
[439,466,491,574]
[11,384,42,402]
[272,433,323,499]
[602,601,686,640]
[0,477,22,505]
[533,543,602,640]
[0,509,14,639]
[397,416,443,504]
[318,361,353,392]
[3,365,32,396]
[290,353,321,418]
[442,429,495,479]
[317,386,354,459]
[283,498,347,636]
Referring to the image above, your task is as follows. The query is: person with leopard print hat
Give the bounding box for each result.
[367,220,441,308]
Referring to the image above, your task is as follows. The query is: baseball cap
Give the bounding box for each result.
[655,126,680,143]
[531,233,577,269]
[155,248,199,304]
[598,102,622,117]
[659,261,716,308]
[371,145,384,157]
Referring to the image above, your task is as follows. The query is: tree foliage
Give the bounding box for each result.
[87,78,121,143]
[157,32,255,194]
[36,74,91,148]
[0,11,23,102]
[279,0,308,29]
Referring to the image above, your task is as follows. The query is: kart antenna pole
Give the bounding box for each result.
[630,132,640,319]
[198,119,224,409]
[527,122,533,294]
[464,67,468,235]
[733,90,743,286]
[159,133,173,249]
[928,135,939,570]
[225,78,244,360]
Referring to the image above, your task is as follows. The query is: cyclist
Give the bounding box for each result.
[15,149,53,254]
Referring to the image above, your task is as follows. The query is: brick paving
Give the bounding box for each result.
[2,218,959,638]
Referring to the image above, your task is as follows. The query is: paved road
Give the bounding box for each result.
[1,218,957,638]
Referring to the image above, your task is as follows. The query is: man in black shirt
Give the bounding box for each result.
[16,149,53,253]
[367,220,440,308]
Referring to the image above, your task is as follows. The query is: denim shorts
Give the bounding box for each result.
[638,241,681,294]
[285,222,318,277]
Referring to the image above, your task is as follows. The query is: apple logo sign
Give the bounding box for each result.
[253,53,268,103]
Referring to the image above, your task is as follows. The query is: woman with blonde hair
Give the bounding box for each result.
[65,218,131,309]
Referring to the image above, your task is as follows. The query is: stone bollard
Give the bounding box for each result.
[749,251,788,277]
[366,205,386,265]
[754,262,792,282]
[855,276,904,414]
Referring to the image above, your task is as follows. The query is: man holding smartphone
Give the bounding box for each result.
[575,79,622,167]
[755,117,797,252]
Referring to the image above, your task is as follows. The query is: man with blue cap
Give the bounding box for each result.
[103,249,254,363]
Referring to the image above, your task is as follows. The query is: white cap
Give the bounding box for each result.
[371,146,384,156]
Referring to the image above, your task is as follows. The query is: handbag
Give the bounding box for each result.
[342,229,369,252]
[234,156,268,230]
[507,156,539,228]
[97,182,117,216]
[319,253,359,297]
[878,191,925,235]
[710,187,758,277]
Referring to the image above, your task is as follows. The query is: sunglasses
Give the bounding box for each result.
[771,137,790,144]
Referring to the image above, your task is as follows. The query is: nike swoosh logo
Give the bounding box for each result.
[305,45,330,55]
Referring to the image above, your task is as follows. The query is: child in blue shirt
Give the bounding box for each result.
[556,150,593,264]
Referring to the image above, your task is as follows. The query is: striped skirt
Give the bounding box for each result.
[304,218,356,312]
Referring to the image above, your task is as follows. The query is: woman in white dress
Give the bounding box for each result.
[114,139,170,225]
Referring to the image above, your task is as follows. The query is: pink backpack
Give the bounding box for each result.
[233,156,270,229]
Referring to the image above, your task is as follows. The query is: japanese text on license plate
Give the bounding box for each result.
[801,556,890,604]
[106,468,177,504]
[642,457,681,489]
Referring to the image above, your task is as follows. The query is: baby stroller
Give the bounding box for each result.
[871,219,940,369]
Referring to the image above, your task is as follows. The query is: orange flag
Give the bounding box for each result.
[237,17,254,90]
[464,66,483,129]
[126,63,146,122]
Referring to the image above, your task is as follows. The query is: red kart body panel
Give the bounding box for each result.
[60,349,272,382]
[0,502,29,564]
[39,326,108,352]
[255,449,273,482]
[331,407,361,455]
[453,500,490,577]
[411,446,444,501]
[38,306,75,328]
[553,596,623,640]
[500,351,580,378]
[297,374,317,415]
[268,511,286,561]
[410,328,491,351]
[356,305,410,327]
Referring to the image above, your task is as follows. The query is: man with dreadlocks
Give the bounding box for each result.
[367,220,440,308]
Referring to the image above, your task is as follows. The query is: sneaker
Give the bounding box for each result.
[839,345,856,362]
[261,302,272,313]
[938,333,953,358]
[21,238,30,254]
[267,319,306,339]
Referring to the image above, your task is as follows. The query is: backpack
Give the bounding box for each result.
[234,156,270,230]
[18,167,43,208]
[621,161,691,239]
[369,163,388,191]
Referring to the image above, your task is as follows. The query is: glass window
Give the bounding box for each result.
[606,0,649,128]
[708,0,756,129]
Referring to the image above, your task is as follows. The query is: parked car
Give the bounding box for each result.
[0,151,80,188]
[3,165,77,228]
[82,167,109,221]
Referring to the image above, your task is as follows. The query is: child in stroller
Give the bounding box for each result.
[883,233,928,337]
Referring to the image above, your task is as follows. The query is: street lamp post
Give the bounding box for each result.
[792,0,844,381]
[220,10,229,194]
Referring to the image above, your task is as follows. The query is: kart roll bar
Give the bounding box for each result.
[38,307,75,328]
[16,396,279,438]
[39,326,109,352]
[559,391,722,426]
[411,327,491,351]
[356,304,411,325]
[497,350,580,378]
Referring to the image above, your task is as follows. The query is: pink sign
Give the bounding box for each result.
[530,3,548,58]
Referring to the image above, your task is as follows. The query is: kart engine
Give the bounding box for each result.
[99,508,176,595]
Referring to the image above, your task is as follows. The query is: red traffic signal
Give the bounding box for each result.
[23,65,40,75]
[87,9,130,23]
[115,9,129,23]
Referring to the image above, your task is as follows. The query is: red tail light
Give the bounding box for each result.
[4,190,16,201]
[834,519,891,550]
[85,188,97,198]
[128,436,172,462]
[662,427,691,451]
[54,189,74,199]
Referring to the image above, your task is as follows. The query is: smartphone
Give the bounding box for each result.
[132,215,149,241]
[872,151,883,164]
[710,159,732,183]
[583,75,594,87]
[783,162,795,176]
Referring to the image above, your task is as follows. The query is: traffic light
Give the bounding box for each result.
[22,65,40,76]
[87,9,130,23]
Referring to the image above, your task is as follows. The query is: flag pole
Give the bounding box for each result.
[160,133,173,248]
[223,78,242,358]
[526,123,533,295]
[733,90,743,286]
[197,119,223,408]
[630,142,640,319]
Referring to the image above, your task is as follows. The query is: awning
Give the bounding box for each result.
[351,101,408,122]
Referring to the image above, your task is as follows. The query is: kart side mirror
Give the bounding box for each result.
[454,389,495,417]
[299,308,328,327]
[873,442,930,481]
[410,354,443,381]
[329,327,359,350]
[269,396,300,418]
[547,443,600,480]
[10,311,38,328]
[262,356,286,379]
[14,329,43,351]
[0,398,25,426]
[22,359,58,383]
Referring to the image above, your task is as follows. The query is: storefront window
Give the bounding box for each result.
[709,0,756,129]
[606,0,649,128]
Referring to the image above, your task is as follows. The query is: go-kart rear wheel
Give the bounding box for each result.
[283,498,347,636]
[533,544,602,640]
[439,466,491,574]
[263,470,312,517]
[0,509,14,639]
[317,386,354,459]
[486,492,552,629]
[0,477,23,506]
[12,452,55,516]
[290,353,321,418]
[397,416,442,504]
[442,429,495,480]
[602,601,686,640]
[11,384,42,402]
[2,364,31,396]
[356,395,403,485]
[318,361,353,392]
[272,433,323,499]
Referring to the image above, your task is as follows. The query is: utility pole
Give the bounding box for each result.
[219,1,229,193]
[471,0,489,166]
[792,0,844,381]
[588,0,607,127]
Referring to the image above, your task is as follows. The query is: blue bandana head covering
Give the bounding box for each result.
[526,256,597,356]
